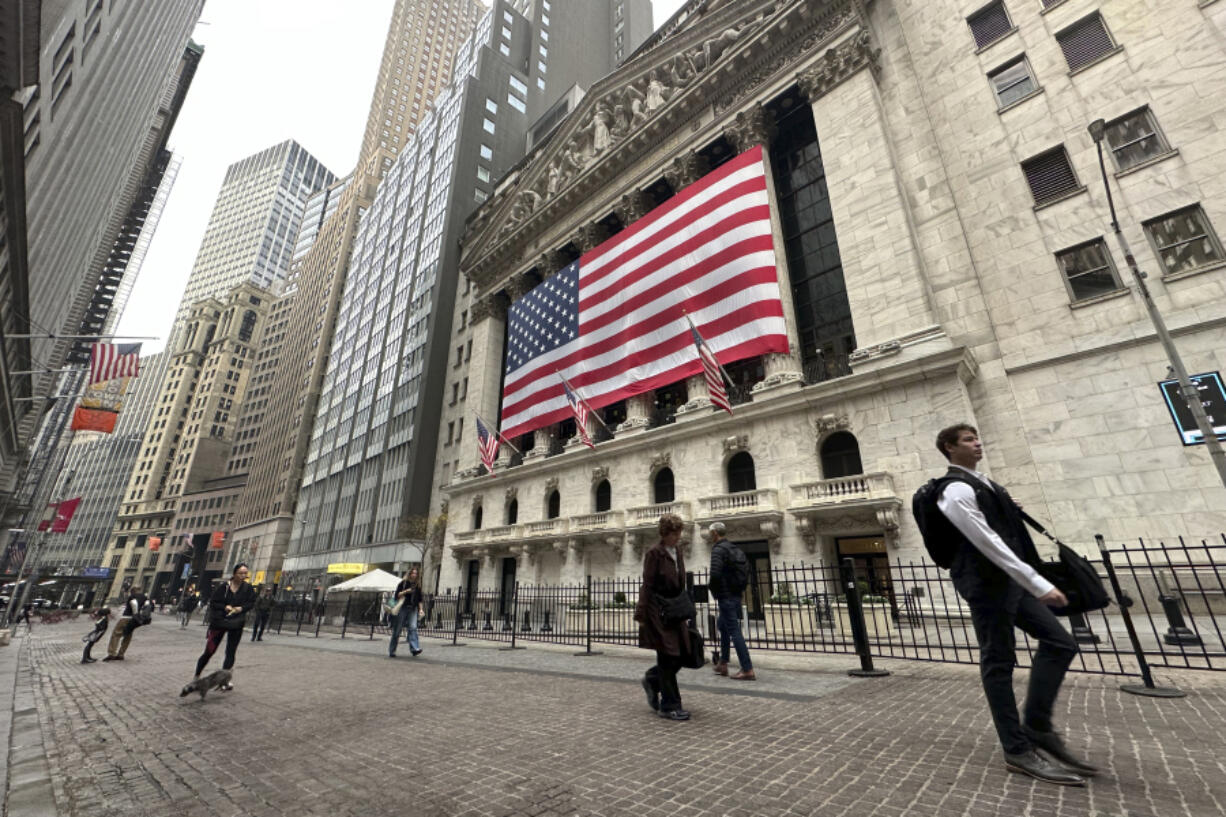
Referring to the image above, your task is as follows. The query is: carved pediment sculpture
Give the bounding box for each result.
[650,451,672,473]
[816,413,851,434]
[723,434,749,455]
[545,476,559,493]
[591,466,609,484]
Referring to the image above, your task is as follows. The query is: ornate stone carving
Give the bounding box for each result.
[760,520,782,554]
[591,466,609,484]
[875,507,900,536]
[545,476,559,494]
[663,152,709,191]
[615,190,653,225]
[677,374,712,414]
[722,434,749,455]
[795,517,819,554]
[571,223,610,253]
[504,486,518,503]
[505,273,536,300]
[537,250,569,280]
[726,106,777,152]
[650,451,672,473]
[816,413,851,434]
[796,29,881,103]
[470,294,504,325]
[627,533,647,560]
[848,339,902,364]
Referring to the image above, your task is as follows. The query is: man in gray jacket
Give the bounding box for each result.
[708,522,754,680]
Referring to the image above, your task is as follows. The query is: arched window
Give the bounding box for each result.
[506,499,518,525]
[472,503,483,530]
[547,490,561,519]
[594,480,611,512]
[653,467,674,504]
[726,451,756,493]
[820,431,863,478]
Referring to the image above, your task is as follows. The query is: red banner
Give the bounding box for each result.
[148,536,162,552]
[210,531,225,550]
[49,497,81,533]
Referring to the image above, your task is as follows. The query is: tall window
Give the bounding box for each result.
[472,503,483,530]
[820,432,863,479]
[1056,239,1122,301]
[770,102,854,376]
[1101,107,1170,172]
[653,468,674,504]
[594,480,611,513]
[726,452,756,494]
[506,498,518,525]
[546,490,561,520]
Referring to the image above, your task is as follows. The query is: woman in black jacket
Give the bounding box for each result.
[192,563,256,690]
[635,513,694,721]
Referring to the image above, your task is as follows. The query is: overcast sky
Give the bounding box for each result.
[116,0,687,354]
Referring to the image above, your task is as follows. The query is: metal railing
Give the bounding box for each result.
[257,535,1226,687]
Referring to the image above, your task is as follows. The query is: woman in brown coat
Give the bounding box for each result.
[635,513,693,721]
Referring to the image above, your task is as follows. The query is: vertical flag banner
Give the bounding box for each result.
[71,342,141,433]
[49,497,82,533]
[475,416,501,474]
[688,319,733,415]
[36,501,58,532]
[500,146,787,438]
[210,531,226,550]
[148,536,162,552]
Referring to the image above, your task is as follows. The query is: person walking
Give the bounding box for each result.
[103,584,147,661]
[178,591,199,628]
[251,586,274,641]
[707,522,755,681]
[388,567,425,658]
[635,513,695,721]
[192,564,256,691]
[80,607,110,663]
[930,423,1094,785]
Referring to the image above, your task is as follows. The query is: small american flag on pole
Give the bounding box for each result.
[500,146,786,438]
[687,318,732,414]
[560,377,595,448]
[88,342,141,384]
[475,416,501,474]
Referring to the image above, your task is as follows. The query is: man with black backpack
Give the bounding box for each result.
[708,522,754,680]
[916,424,1095,786]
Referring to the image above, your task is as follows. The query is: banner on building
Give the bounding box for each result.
[210,531,226,549]
[327,562,370,574]
[49,497,82,533]
[254,570,266,585]
[148,536,162,552]
[71,343,141,433]
[36,502,58,532]
[82,567,113,579]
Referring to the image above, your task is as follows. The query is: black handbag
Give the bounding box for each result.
[1022,512,1110,615]
[681,624,706,669]
[654,591,696,623]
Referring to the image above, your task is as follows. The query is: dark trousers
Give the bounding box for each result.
[195,626,243,676]
[956,578,1078,755]
[716,597,752,669]
[646,652,684,711]
[251,611,270,640]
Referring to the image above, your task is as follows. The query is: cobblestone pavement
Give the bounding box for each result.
[4,616,1226,817]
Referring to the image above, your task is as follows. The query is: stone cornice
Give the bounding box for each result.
[461,0,869,293]
[440,345,977,500]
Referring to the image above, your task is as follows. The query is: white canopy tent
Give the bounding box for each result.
[325,568,401,594]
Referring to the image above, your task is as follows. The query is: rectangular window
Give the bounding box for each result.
[500,43,510,56]
[1102,107,1170,171]
[537,60,547,74]
[501,26,512,39]
[509,75,528,95]
[1056,13,1117,71]
[480,144,493,160]
[1143,205,1226,277]
[475,189,488,204]
[988,55,1038,108]
[1021,147,1081,205]
[507,93,526,113]
[537,77,546,90]
[1056,239,1122,302]
[486,98,498,114]
[482,118,495,134]
[477,166,490,182]
[967,2,1013,50]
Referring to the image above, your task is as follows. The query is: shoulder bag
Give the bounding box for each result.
[681,624,706,669]
[654,590,696,623]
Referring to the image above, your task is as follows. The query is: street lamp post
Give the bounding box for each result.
[1088,120,1226,491]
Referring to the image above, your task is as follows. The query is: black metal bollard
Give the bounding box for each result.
[840,558,889,678]
[1068,611,1101,644]
[521,610,532,632]
[1097,535,1185,697]
[435,611,442,628]
[1158,593,1202,645]
[574,575,603,657]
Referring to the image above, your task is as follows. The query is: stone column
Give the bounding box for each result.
[797,30,944,367]
[727,105,804,396]
[462,292,509,473]
[617,393,654,435]
[525,423,557,461]
[675,374,712,419]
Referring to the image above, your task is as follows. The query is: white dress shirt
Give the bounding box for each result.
[937,465,1054,598]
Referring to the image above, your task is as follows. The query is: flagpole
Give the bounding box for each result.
[473,410,520,455]
[683,312,735,386]
[556,371,613,433]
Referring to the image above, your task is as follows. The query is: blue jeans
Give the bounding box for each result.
[716,597,752,670]
[389,607,420,655]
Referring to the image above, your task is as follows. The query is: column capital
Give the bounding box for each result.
[663,152,710,192]
[538,250,570,279]
[470,293,507,325]
[571,223,610,254]
[796,30,881,103]
[726,106,776,153]
[615,190,653,226]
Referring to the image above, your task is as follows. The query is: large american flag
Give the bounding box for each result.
[501,146,787,438]
[88,342,141,384]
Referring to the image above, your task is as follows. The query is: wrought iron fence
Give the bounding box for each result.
[260,535,1226,685]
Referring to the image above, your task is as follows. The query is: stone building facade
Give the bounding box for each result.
[439,0,1226,599]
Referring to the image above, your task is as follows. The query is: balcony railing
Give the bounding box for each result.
[802,353,852,386]
[625,501,692,527]
[699,489,780,517]
[569,511,621,531]
[524,519,566,537]
[484,525,519,541]
[790,472,898,507]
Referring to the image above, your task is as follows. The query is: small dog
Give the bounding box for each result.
[179,669,232,700]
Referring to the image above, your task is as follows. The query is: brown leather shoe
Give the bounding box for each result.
[712,662,728,676]
[731,669,756,681]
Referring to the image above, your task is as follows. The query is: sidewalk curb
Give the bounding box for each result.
[1,632,56,817]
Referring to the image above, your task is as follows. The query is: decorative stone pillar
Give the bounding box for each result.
[725,105,777,154]
[675,374,713,419]
[525,424,557,461]
[571,223,610,254]
[617,393,654,435]
[538,250,569,280]
[615,190,652,225]
[461,293,509,474]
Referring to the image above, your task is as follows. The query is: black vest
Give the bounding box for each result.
[942,468,1042,585]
